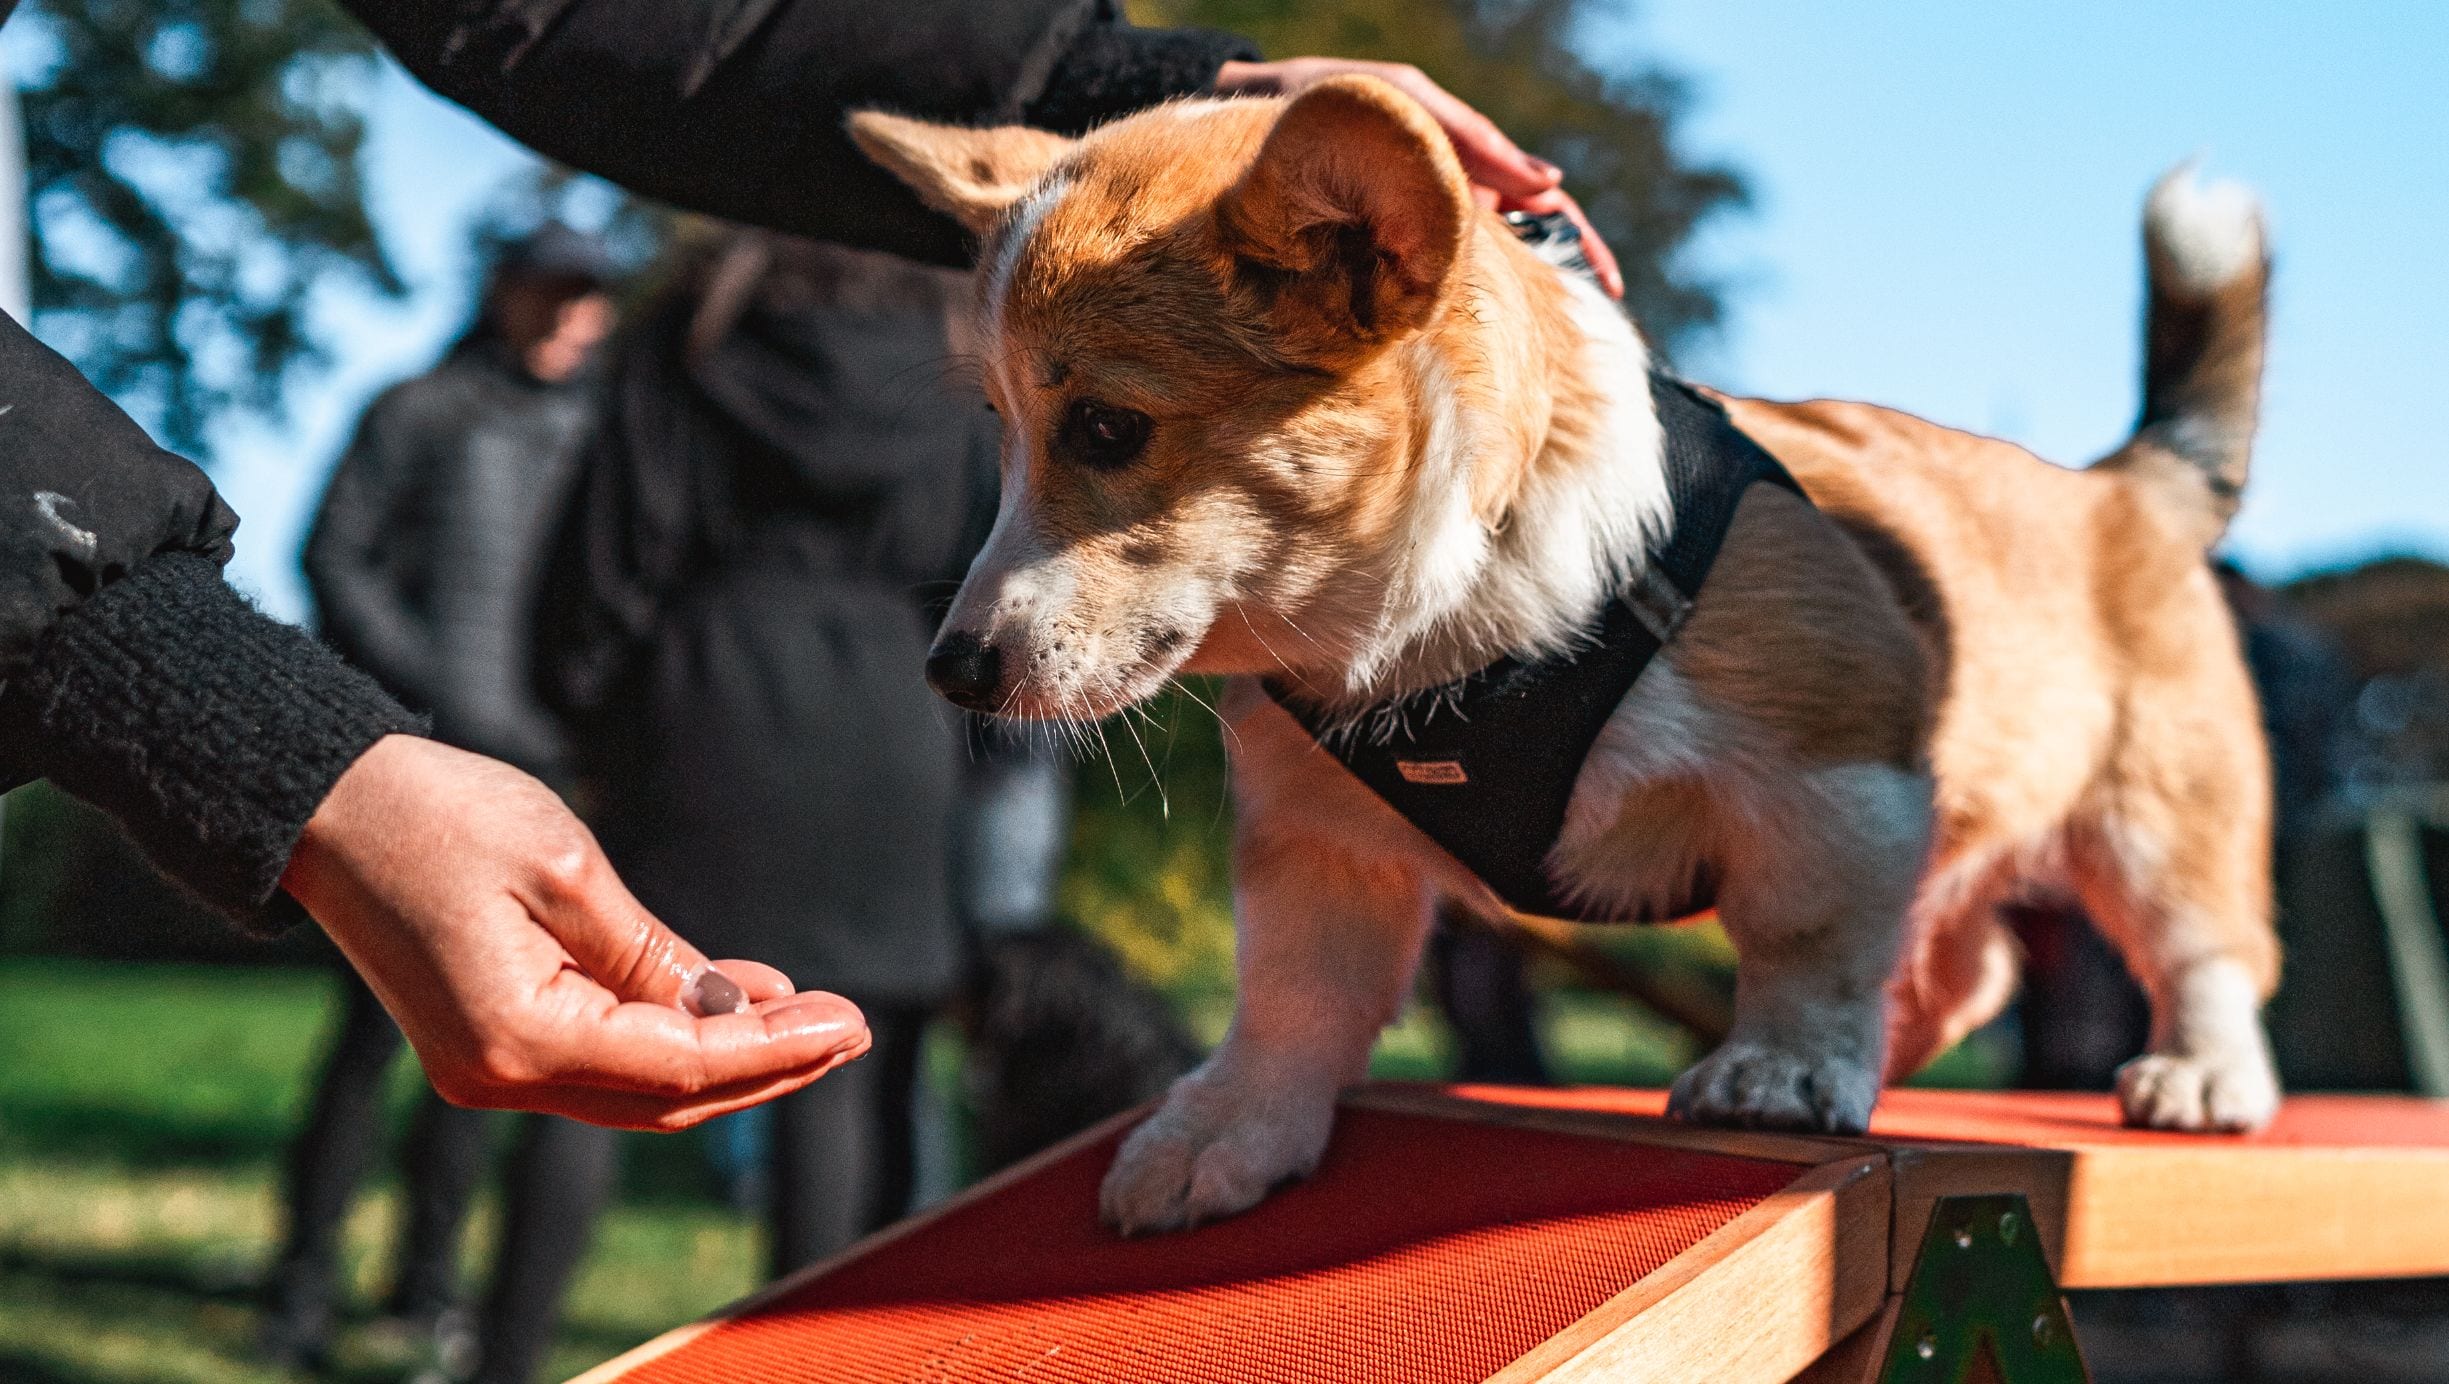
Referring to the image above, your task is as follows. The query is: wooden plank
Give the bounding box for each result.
[565,1102,1155,1384]
[1487,1155,1893,1384]
[1441,1085,2449,1290]
[1351,1083,1873,1167]
[2049,1141,2449,1286]
[1787,1298,1900,1384]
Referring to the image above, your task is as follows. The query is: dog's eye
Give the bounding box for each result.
[1061,398,1151,469]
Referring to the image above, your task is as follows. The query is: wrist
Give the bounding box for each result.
[9,554,423,925]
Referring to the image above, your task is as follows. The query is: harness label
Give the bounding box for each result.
[1395,759,1470,785]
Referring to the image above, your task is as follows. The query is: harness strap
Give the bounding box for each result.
[1264,373,1802,923]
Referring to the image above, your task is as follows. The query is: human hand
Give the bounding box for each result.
[282,735,869,1130]
[1213,57,1624,299]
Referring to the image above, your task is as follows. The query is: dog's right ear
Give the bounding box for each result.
[849,112,1076,236]
[1216,75,1472,367]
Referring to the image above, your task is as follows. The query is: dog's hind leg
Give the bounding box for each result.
[1669,762,1932,1135]
[2068,763,2281,1132]
[2067,647,2281,1131]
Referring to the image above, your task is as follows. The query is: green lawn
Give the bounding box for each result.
[0,952,2005,1384]
[0,959,760,1384]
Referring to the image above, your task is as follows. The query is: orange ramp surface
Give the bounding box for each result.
[577,1086,2449,1384]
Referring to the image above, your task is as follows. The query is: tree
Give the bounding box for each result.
[15,0,396,455]
[1139,0,1747,351]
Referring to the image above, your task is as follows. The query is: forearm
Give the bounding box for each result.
[0,553,423,923]
[347,0,1254,263]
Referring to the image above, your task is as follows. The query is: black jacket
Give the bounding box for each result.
[540,237,995,1002]
[304,337,591,777]
[0,0,1252,918]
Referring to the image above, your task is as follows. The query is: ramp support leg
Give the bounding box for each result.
[1872,1193,2089,1383]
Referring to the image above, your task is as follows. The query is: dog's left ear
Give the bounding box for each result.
[1217,75,1472,366]
[849,112,1076,235]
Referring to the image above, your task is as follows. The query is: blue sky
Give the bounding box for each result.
[204,1,2449,620]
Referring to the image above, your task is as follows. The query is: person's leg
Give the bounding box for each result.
[766,1008,926,1278]
[951,727,1072,936]
[261,968,407,1363]
[1427,914,1552,1085]
[388,1091,499,1322]
[466,1117,623,1384]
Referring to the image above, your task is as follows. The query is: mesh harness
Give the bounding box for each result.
[1263,373,1804,922]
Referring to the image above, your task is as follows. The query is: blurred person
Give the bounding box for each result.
[0,0,1604,1134]
[261,226,618,1372]
[483,230,994,1384]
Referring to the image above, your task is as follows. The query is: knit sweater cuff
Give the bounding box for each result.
[1023,21,1261,136]
[4,552,423,929]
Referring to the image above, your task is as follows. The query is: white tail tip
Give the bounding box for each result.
[2146,162,2266,295]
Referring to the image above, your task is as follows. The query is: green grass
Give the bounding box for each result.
[0,959,763,1384]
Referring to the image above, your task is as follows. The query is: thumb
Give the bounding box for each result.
[529,850,737,1016]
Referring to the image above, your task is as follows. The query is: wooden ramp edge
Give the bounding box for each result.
[573,1086,2449,1384]
[1452,1085,2449,1289]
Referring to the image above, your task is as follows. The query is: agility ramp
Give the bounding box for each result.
[575,1086,2449,1383]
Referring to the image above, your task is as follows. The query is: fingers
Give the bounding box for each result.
[540,980,871,1097]
[1499,185,1625,300]
[1387,69,1559,201]
[710,959,796,1004]
[521,835,722,1012]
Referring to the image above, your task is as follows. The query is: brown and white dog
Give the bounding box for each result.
[853,76,2281,1235]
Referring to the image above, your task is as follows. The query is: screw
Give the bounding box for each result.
[1952,1224,1974,1249]
[2033,1314,2056,1347]
[1916,1329,1939,1361]
[1999,1209,2020,1245]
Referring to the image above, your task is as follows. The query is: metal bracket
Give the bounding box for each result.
[1878,1194,2089,1383]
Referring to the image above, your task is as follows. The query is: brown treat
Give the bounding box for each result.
[689,968,749,1017]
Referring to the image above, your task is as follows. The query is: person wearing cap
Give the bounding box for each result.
[0,0,1612,1135]
[253,225,624,1372]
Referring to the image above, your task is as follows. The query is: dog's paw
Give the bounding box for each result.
[1669,1036,1879,1135]
[2117,1049,2279,1132]
[1098,1078,1336,1236]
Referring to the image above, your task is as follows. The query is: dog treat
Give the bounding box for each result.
[688,968,749,1017]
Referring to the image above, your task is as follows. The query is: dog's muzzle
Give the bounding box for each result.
[927,631,1004,711]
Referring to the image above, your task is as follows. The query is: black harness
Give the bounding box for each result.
[1264,373,1803,922]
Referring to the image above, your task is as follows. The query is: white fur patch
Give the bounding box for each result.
[2146,163,2265,295]
[1332,255,1673,701]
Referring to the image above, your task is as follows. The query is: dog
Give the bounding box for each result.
[851,75,2282,1235]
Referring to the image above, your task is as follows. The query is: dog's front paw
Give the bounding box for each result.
[2117,1049,2279,1132]
[1098,1077,1336,1236]
[1669,1035,1879,1135]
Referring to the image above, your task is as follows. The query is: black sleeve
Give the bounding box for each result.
[301,384,442,711]
[0,313,423,924]
[0,311,236,691]
[1,553,423,926]
[346,0,1258,267]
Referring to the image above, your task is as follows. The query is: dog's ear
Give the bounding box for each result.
[1216,75,1471,365]
[849,112,1076,235]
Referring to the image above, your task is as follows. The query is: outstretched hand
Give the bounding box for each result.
[283,735,869,1130]
[1214,57,1625,300]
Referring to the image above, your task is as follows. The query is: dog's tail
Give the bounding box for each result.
[2093,163,2270,551]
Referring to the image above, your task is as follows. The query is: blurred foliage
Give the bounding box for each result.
[1135,0,1748,352]
[1057,683,1241,1013]
[14,0,397,454]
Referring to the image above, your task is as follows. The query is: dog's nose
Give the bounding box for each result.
[926,632,1004,711]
